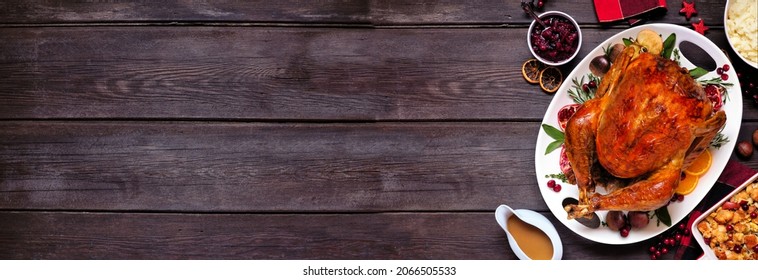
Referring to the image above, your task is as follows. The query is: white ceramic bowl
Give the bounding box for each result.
[526,11,582,66]
[691,172,758,259]
[724,0,758,69]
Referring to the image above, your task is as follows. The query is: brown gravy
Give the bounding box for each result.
[507,215,553,260]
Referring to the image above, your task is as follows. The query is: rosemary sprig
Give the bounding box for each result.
[710,132,729,149]
[567,74,600,104]
[544,173,568,183]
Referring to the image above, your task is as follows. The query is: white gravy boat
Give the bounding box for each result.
[495,204,563,260]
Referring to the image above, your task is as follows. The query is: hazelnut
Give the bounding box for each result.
[737,141,753,159]
[753,129,758,147]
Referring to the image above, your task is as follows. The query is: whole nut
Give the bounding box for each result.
[753,129,758,147]
[737,141,753,159]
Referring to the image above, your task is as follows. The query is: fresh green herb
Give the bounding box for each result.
[653,206,672,227]
[689,67,708,79]
[622,37,634,47]
[545,173,568,183]
[602,44,612,57]
[698,77,734,88]
[672,49,681,65]
[662,33,676,59]
[567,74,600,104]
[710,132,729,149]
[542,124,564,154]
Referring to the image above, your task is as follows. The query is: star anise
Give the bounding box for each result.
[680,1,697,20]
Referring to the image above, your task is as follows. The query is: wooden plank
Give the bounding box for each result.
[2,121,757,213]
[1,27,748,120]
[0,121,545,212]
[0,211,651,259]
[0,0,371,24]
[0,0,726,26]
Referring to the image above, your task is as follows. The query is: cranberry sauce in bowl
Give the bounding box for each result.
[527,11,582,66]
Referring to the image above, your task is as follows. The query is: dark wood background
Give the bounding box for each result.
[1,0,756,259]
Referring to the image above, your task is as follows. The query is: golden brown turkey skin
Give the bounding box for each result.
[564,48,726,219]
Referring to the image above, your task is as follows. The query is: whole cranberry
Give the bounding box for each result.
[733,245,742,253]
[547,179,556,188]
[661,247,669,254]
[620,227,630,237]
[753,245,758,254]
[751,212,757,219]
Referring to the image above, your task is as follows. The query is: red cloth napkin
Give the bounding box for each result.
[594,0,667,25]
[674,160,757,259]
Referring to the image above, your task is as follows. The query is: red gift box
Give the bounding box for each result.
[594,0,667,24]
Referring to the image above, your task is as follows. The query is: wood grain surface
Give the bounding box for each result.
[0,0,755,260]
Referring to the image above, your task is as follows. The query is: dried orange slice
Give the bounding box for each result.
[676,172,699,195]
[685,149,712,176]
[539,66,562,93]
[522,58,543,84]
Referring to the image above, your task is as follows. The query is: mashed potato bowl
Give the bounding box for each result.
[724,0,758,69]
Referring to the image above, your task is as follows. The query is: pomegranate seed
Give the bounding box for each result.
[538,0,544,8]
[661,247,669,254]
[649,246,657,253]
[678,223,686,231]
[620,228,629,237]
[547,179,556,188]
[654,250,661,258]
[553,184,562,192]
[750,83,755,89]
[727,224,734,231]
[684,229,690,235]
[722,64,730,71]
[675,234,682,241]
[721,73,729,81]
[751,212,757,219]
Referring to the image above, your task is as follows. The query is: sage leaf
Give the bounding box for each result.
[542,124,564,141]
[655,207,672,227]
[689,67,708,79]
[623,38,633,47]
[545,140,563,155]
[662,33,676,59]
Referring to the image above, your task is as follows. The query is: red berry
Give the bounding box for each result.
[684,229,690,235]
[717,68,724,75]
[537,1,544,8]
[650,254,658,260]
[649,246,657,253]
[751,212,757,219]
[675,234,682,242]
[753,245,758,253]
[727,224,734,231]
[722,64,730,71]
[733,245,742,253]
[553,184,562,192]
[704,237,711,244]
[677,194,684,202]
[547,179,556,188]
[582,84,589,92]
[654,250,661,258]
[620,228,630,237]
[721,73,729,80]
[661,247,669,254]
[588,81,597,88]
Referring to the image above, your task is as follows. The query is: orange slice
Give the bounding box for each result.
[676,172,699,195]
[539,66,562,93]
[685,149,712,176]
[522,58,543,84]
